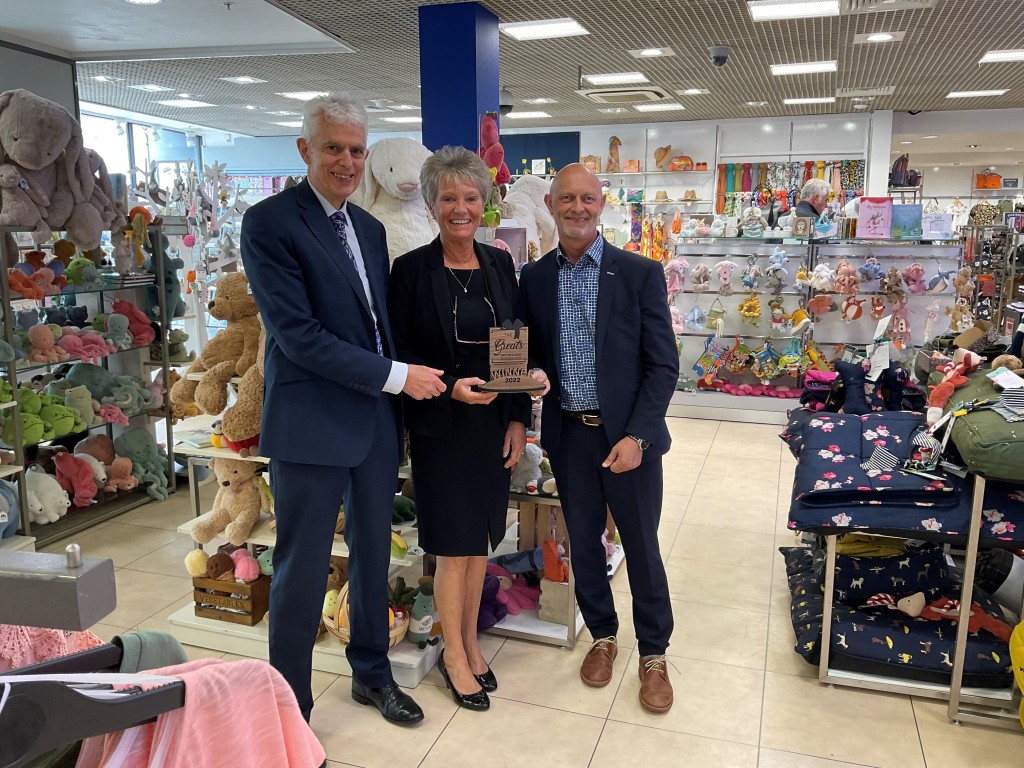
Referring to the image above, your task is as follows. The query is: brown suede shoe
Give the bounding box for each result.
[638,655,673,713]
[580,636,618,687]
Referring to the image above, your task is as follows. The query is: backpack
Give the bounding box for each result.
[889,153,910,187]
[907,168,922,187]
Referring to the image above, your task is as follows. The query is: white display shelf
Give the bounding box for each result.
[669,389,790,425]
[0,465,23,480]
[0,400,17,411]
[177,512,421,569]
[0,534,35,552]
[167,605,440,687]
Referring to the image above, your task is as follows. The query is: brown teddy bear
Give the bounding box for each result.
[170,272,261,416]
[190,457,271,546]
[220,315,264,457]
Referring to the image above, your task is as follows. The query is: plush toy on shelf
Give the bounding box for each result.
[143,229,186,319]
[114,428,170,501]
[53,452,97,508]
[945,297,975,333]
[690,263,711,292]
[901,262,928,295]
[111,299,156,347]
[407,577,439,648]
[501,174,556,262]
[740,206,768,238]
[104,457,139,493]
[709,214,727,238]
[663,257,689,301]
[952,267,975,299]
[509,443,543,493]
[925,348,983,425]
[188,457,271,547]
[25,466,71,524]
[102,314,133,352]
[221,317,265,458]
[870,296,886,321]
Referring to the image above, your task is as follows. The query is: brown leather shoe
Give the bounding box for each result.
[638,655,673,713]
[580,636,617,687]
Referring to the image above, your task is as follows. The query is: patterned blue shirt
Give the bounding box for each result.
[557,235,603,411]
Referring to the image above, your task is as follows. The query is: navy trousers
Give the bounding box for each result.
[549,415,673,657]
[268,395,399,715]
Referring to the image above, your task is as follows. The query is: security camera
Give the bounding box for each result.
[708,45,730,67]
[499,87,514,116]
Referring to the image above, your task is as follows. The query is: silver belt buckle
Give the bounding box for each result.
[581,413,601,426]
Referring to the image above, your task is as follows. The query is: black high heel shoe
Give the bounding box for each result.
[437,651,490,711]
[474,667,498,692]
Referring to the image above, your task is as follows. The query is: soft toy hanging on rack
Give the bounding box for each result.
[690,263,711,292]
[741,255,762,290]
[749,340,781,384]
[807,293,835,320]
[890,301,914,349]
[901,262,928,295]
[663,257,690,301]
[793,261,810,287]
[833,260,860,294]
[927,268,955,293]
[705,298,727,335]
[684,301,708,331]
[841,296,865,323]
[857,256,885,285]
[714,260,739,295]
[768,297,789,333]
[869,296,886,321]
[764,248,789,294]
[808,262,835,292]
[881,266,907,305]
[738,294,762,326]
[952,267,975,299]
[945,297,974,333]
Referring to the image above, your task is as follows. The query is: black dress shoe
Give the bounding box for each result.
[351,680,425,725]
[474,667,498,693]
[437,651,490,711]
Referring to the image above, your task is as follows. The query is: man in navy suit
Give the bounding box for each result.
[241,93,446,726]
[519,164,678,714]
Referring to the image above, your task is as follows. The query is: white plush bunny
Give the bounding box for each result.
[502,174,557,261]
[350,137,438,264]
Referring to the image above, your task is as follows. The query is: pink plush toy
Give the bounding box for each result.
[56,328,114,364]
[229,549,260,583]
[901,262,928,295]
[664,257,690,301]
[104,457,139,492]
[97,404,129,426]
[111,299,156,346]
[670,306,684,335]
[478,113,510,185]
[714,260,740,296]
[484,563,541,614]
[833,260,860,294]
[53,452,97,508]
[28,267,59,296]
[27,325,71,363]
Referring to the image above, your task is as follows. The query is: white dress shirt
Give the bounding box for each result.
[309,182,407,394]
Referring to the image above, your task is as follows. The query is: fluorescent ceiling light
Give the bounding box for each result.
[679,88,710,95]
[584,72,648,85]
[365,107,389,113]
[505,111,550,119]
[866,33,895,42]
[276,91,329,101]
[391,104,420,110]
[771,60,837,76]
[749,0,838,22]
[274,121,303,128]
[244,105,258,110]
[628,46,675,59]
[980,49,1024,64]
[499,18,588,41]
[524,98,556,104]
[599,107,628,114]
[156,99,216,108]
[382,116,423,123]
[221,76,267,85]
[634,102,685,112]
[783,96,836,104]
[900,140,913,144]
[745,101,768,106]
[129,84,172,92]
[640,48,663,56]
[267,110,298,116]
[125,0,161,5]
[921,135,938,139]
[93,75,121,83]
[946,90,1007,98]
[854,104,869,110]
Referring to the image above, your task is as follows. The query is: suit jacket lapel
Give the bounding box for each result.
[595,248,617,364]
[540,253,561,381]
[296,181,372,319]
[425,238,456,360]
[477,243,513,324]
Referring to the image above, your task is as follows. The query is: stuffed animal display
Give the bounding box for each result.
[478,113,511,186]
[348,137,437,264]
[189,457,271,547]
[114,428,170,500]
[220,316,264,458]
[501,174,557,262]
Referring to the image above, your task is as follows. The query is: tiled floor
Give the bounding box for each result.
[42,417,1023,767]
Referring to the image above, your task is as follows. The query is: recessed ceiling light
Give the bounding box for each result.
[933,167,940,172]
[749,0,838,22]
[853,104,869,110]
[1006,147,1016,150]
[866,33,895,42]
[125,0,161,5]
[244,105,258,110]
[745,101,768,107]
[980,49,1024,64]
[967,144,980,148]
[505,111,551,119]
[391,104,420,110]
[382,116,423,123]
[221,76,267,85]
[947,90,1007,98]
[784,96,836,104]
[365,107,390,113]
[178,93,191,98]
[93,75,122,83]
[953,162,962,166]
[598,107,628,114]
[852,97,872,102]
[853,31,906,44]
[634,102,685,112]
[129,83,172,92]
[771,60,838,76]
[583,72,649,85]
[679,88,710,95]
[499,18,588,41]
[156,99,216,108]
[267,110,298,116]
[921,135,938,139]
[524,98,556,104]
[626,46,676,58]
[276,91,329,101]
[900,140,913,144]
[274,121,303,128]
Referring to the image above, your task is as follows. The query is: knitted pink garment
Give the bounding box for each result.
[0,625,104,672]
[76,657,325,768]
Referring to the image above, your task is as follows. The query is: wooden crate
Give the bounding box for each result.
[193,574,270,626]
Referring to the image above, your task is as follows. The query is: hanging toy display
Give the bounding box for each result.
[793,261,811,288]
[790,300,812,335]
[705,298,727,335]
[764,248,789,294]
[881,266,907,305]
[714,260,740,296]
[946,297,975,333]
[890,301,914,349]
[952,267,975,299]
[807,293,834,320]
[663,257,690,302]
[857,256,886,285]
[923,302,943,341]
[749,341,782,384]
[738,294,762,325]
[809,262,835,292]
[767,296,788,334]
[724,335,753,374]
[691,263,711,292]
[841,295,865,323]
[901,262,928,294]
[691,334,731,379]
[685,302,708,331]
[869,296,886,321]
[778,338,804,377]
[833,260,860,294]
[927,268,955,293]
[741,255,762,290]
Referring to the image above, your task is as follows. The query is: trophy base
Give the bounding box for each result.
[478,379,546,394]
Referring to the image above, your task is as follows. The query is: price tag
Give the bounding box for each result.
[11,299,37,312]
[867,342,890,382]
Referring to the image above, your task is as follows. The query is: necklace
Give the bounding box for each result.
[447,267,474,294]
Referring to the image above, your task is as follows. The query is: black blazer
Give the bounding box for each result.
[388,237,532,437]
[519,242,678,458]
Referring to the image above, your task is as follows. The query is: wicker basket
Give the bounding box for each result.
[323,581,409,648]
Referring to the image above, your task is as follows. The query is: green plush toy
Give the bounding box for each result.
[17,387,41,416]
[3,412,45,446]
[90,313,109,333]
[65,385,103,427]
[65,257,103,289]
[0,378,12,403]
[39,403,81,437]
[392,494,416,525]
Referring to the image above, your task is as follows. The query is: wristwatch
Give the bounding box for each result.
[627,434,651,451]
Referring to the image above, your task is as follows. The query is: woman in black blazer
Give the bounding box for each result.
[388,146,530,712]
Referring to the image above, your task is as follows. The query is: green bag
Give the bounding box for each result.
[947,372,1024,482]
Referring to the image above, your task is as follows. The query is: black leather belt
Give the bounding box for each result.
[564,411,603,426]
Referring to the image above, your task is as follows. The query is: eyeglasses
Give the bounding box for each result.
[452,294,497,345]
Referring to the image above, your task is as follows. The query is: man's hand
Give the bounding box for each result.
[452,378,498,405]
[403,365,447,400]
[602,437,642,474]
[503,421,527,469]
[530,368,551,395]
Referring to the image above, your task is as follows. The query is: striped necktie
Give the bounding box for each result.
[329,210,383,355]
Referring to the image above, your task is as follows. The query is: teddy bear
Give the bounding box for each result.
[478,113,511,186]
[0,163,52,242]
[349,137,438,264]
[952,267,975,299]
[171,273,261,416]
[881,266,907,305]
[165,328,195,363]
[53,452,97,508]
[102,314,133,352]
[104,457,139,493]
[901,262,928,295]
[221,316,264,458]
[501,174,557,262]
[509,443,543,493]
[114,428,170,500]
[832,260,860,294]
[190,457,271,547]
[690,263,711,292]
[25,466,71,524]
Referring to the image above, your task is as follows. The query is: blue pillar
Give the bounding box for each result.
[418,2,499,152]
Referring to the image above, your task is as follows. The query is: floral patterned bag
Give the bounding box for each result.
[691,334,730,378]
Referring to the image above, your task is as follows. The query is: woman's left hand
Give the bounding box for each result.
[503,421,527,469]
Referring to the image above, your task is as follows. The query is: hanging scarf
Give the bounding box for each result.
[725,163,736,194]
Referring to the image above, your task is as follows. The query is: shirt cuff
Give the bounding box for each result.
[383,361,409,394]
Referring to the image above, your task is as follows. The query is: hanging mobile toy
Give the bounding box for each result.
[923,302,943,341]
[714,260,740,295]
[869,296,886,321]
[841,295,865,323]
[691,263,711,292]
[741,255,762,290]
[738,294,762,326]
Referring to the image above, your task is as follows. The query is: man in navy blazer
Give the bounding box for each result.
[519,164,678,714]
[241,93,445,726]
